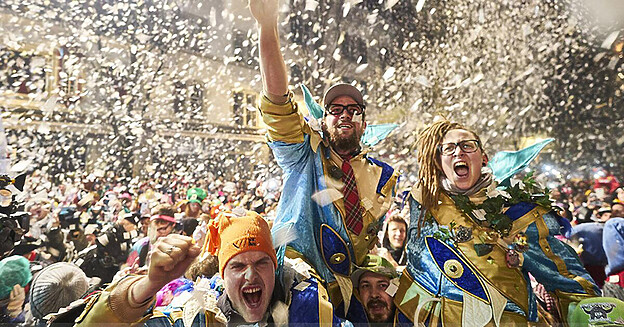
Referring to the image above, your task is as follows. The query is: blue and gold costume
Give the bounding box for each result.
[394,186,599,326]
[259,93,398,313]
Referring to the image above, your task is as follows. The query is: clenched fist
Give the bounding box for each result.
[129,234,201,306]
[147,234,201,289]
[249,0,280,27]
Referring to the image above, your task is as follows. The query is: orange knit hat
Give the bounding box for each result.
[205,210,277,276]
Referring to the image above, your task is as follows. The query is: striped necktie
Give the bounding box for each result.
[341,158,364,235]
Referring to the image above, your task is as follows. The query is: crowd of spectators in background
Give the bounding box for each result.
[0,166,622,324]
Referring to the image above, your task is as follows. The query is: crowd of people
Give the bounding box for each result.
[0,0,623,326]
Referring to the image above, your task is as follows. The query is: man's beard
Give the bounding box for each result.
[366,298,393,323]
[325,126,361,155]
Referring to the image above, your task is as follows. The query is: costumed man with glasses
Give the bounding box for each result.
[249,0,399,323]
[394,120,598,326]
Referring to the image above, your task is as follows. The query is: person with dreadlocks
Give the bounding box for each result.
[393,120,599,326]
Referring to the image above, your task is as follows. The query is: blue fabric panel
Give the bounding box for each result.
[321,224,351,276]
[289,279,321,325]
[522,214,600,296]
[504,202,537,221]
[603,218,624,275]
[570,223,607,266]
[367,157,394,195]
[405,197,442,295]
[345,294,369,325]
[425,236,489,303]
[521,269,536,321]
[554,212,572,238]
[269,135,351,285]
[301,84,324,120]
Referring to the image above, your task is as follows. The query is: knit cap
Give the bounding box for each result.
[29,262,89,319]
[0,255,32,299]
[206,210,277,276]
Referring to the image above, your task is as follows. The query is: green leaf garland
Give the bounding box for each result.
[451,172,552,237]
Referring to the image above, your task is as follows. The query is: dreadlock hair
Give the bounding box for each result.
[416,120,484,215]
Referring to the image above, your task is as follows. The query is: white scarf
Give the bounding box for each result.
[441,167,494,197]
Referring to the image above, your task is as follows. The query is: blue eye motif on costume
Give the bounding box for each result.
[320,224,352,276]
[425,236,490,304]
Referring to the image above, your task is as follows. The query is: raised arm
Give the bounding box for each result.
[76,235,200,325]
[249,0,289,103]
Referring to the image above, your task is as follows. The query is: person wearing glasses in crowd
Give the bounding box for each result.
[249,0,398,320]
[394,120,598,326]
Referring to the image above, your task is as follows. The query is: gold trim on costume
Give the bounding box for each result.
[430,193,530,314]
[317,281,334,326]
[75,293,101,324]
[554,289,596,324]
[509,206,548,236]
[380,172,399,196]
[394,271,435,323]
[441,296,527,326]
[534,219,597,295]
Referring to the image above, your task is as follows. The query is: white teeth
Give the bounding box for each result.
[242,287,261,294]
[455,162,467,167]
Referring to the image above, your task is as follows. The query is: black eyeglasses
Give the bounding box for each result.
[438,140,481,156]
[325,104,365,117]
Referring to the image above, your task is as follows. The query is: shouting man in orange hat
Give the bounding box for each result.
[72,210,348,326]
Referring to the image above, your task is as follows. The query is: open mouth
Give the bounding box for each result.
[453,161,469,178]
[367,301,388,314]
[241,285,263,309]
[337,122,353,130]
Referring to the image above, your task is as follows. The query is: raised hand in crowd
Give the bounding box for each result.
[248,0,288,102]
[129,234,200,306]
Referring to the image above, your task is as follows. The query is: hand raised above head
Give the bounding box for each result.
[249,0,280,27]
[147,234,201,290]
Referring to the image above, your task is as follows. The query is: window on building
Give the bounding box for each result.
[362,0,384,10]
[56,47,85,105]
[173,81,187,115]
[0,49,48,95]
[173,82,204,118]
[233,91,244,125]
[232,29,254,65]
[245,93,257,127]
[189,83,204,113]
[232,90,258,127]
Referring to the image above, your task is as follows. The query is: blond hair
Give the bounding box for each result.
[416,120,484,214]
